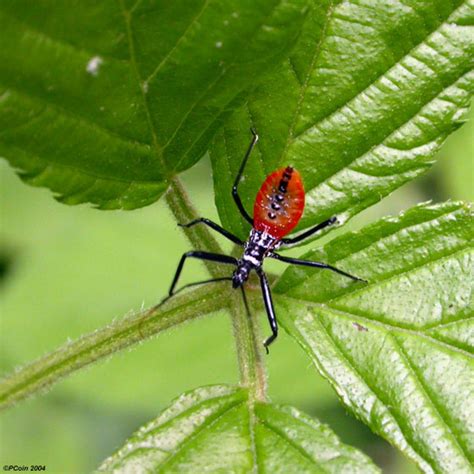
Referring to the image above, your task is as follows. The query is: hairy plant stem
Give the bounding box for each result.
[0,284,229,411]
[165,177,227,278]
[230,288,268,401]
[165,177,268,400]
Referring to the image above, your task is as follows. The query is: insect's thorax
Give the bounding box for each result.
[232,229,280,288]
[244,228,280,265]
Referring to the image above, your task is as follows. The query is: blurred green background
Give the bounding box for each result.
[0,109,472,473]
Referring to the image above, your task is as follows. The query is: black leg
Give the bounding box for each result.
[232,128,259,226]
[160,277,233,305]
[256,268,278,353]
[269,253,366,282]
[178,218,244,246]
[169,251,237,297]
[281,217,337,247]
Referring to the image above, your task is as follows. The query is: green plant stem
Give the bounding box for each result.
[230,287,268,401]
[165,178,268,399]
[0,284,229,411]
[165,177,227,278]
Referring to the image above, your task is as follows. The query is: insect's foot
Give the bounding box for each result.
[263,334,277,354]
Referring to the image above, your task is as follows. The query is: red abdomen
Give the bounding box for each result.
[253,166,305,239]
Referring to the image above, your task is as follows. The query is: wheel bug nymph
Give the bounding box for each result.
[163,129,365,353]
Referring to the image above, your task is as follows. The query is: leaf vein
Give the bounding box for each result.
[0,82,152,149]
[155,401,244,472]
[328,246,472,309]
[145,0,212,85]
[0,7,119,64]
[304,69,472,199]
[257,421,329,472]
[425,315,474,331]
[293,2,468,143]
[118,0,168,171]
[312,316,427,464]
[287,57,303,86]
[167,0,290,172]
[279,0,336,162]
[391,335,471,462]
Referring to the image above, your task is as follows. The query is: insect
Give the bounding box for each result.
[163,129,365,352]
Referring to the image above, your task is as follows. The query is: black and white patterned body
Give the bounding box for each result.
[232,229,281,288]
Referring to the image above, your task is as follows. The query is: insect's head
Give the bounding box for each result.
[232,263,250,288]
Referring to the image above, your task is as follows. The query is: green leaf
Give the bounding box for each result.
[0,0,308,209]
[210,0,474,239]
[275,201,473,472]
[99,385,380,473]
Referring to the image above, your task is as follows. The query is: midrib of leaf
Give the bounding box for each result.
[247,398,258,474]
[128,0,143,15]
[100,386,380,471]
[119,0,165,169]
[282,297,473,360]
[145,0,211,86]
[288,308,431,472]
[275,200,473,470]
[118,0,229,273]
[167,68,227,171]
[155,403,245,472]
[290,1,467,145]
[258,421,329,472]
[260,1,473,228]
[278,0,336,162]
